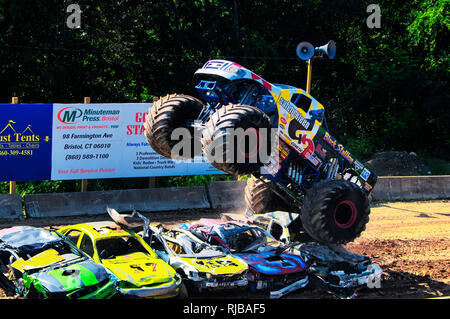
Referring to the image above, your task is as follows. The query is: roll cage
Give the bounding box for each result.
[194,79,277,127]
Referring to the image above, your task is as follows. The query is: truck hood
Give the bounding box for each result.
[194,59,279,94]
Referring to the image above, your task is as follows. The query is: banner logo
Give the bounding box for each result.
[57,106,120,125]
[57,107,83,124]
[0,120,50,156]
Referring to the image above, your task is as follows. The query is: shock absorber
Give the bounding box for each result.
[326,158,340,180]
[287,159,303,185]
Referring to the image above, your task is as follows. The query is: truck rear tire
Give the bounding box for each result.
[144,94,204,160]
[300,179,370,244]
[201,104,272,175]
[244,175,291,215]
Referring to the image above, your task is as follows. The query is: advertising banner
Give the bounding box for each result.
[0,104,53,181]
[50,103,221,180]
[0,103,222,181]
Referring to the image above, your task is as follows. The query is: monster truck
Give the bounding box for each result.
[144,59,377,245]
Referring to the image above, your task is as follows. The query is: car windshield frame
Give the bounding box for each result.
[1,228,89,270]
[217,225,273,253]
[95,235,151,260]
[162,231,227,259]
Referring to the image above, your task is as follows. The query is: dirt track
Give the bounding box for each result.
[344,201,450,299]
[1,200,449,299]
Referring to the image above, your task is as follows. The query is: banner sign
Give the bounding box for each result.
[0,103,222,181]
[0,104,53,181]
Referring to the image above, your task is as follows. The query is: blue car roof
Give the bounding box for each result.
[0,226,63,254]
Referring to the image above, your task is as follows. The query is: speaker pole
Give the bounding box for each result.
[297,40,335,94]
[306,58,313,94]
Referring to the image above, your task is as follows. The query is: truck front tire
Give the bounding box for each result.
[144,94,204,160]
[300,179,370,244]
[201,104,272,175]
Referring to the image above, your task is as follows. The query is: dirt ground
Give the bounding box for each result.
[0,200,448,299]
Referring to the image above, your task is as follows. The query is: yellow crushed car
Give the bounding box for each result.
[106,208,249,295]
[145,224,249,294]
[58,221,183,298]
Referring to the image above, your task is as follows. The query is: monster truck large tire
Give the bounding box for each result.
[201,104,272,175]
[244,175,291,215]
[144,94,204,160]
[300,179,370,244]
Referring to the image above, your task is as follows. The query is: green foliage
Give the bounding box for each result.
[16,180,63,195]
[407,0,450,70]
[0,181,8,193]
[0,175,238,194]
[417,152,450,175]
[156,174,234,188]
[16,180,78,194]
[341,134,375,161]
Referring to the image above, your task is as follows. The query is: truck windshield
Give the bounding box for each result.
[224,80,276,115]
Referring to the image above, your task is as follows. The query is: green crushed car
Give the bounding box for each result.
[0,226,117,299]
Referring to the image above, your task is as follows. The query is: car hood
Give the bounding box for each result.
[236,251,308,276]
[12,249,71,273]
[31,260,111,295]
[179,255,247,275]
[101,252,175,286]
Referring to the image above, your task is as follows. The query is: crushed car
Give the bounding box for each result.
[107,208,249,296]
[0,226,117,299]
[225,210,383,298]
[58,214,183,299]
[145,225,249,295]
[178,219,309,299]
[237,210,306,244]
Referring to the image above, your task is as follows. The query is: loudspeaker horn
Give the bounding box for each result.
[315,40,336,59]
[296,41,315,60]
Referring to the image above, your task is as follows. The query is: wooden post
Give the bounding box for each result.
[147,97,159,188]
[80,97,90,192]
[9,97,18,194]
[80,179,88,192]
[9,181,16,194]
